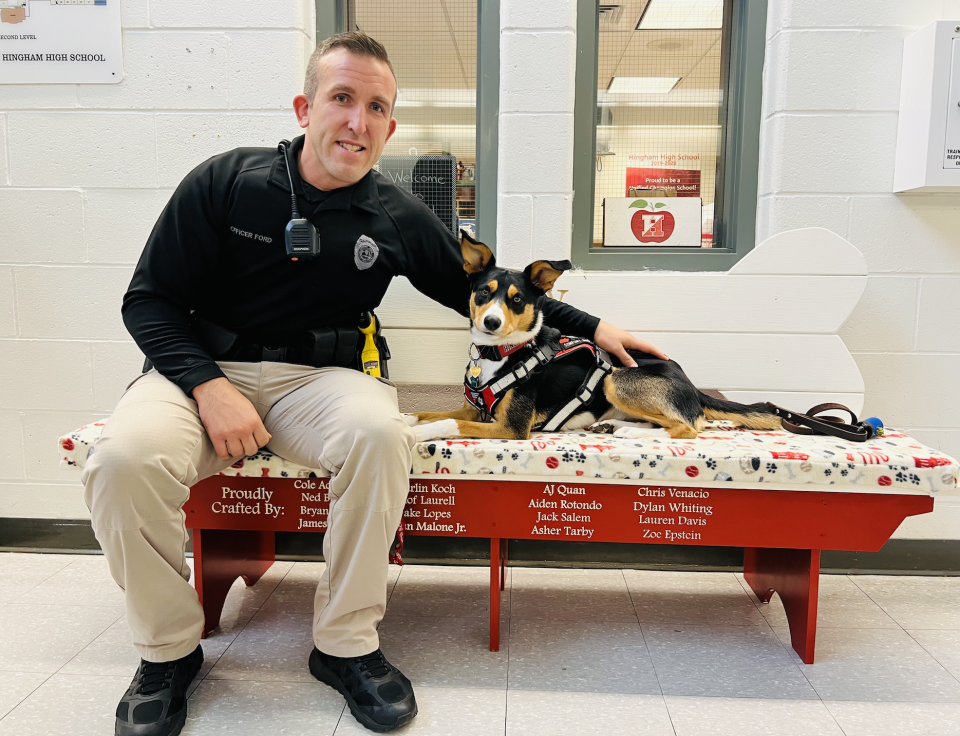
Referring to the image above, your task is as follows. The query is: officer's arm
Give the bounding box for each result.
[123,159,271,458]
[121,159,227,396]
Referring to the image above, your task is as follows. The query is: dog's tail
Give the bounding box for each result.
[698,391,781,430]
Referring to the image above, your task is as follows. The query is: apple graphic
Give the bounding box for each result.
[630,204,675,244]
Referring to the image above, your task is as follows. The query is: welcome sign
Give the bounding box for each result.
[602,197,702,247]
[0,0,123,84]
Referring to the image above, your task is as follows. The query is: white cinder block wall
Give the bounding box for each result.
[0,0,314,519]
[758,0,960,539]
[496,0,577,267]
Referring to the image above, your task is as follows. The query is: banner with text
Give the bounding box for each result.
[1,0,123,84]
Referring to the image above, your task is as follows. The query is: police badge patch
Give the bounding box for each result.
[354,235,379,270]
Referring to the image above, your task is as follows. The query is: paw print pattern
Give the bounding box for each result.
[441,448,452,459]
[766,462,777,473]
[562,451,587,463]
[705,459,717,470]
[895,471,921,485]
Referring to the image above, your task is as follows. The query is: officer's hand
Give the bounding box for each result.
[193,378,272,461]
[594,320,669,367]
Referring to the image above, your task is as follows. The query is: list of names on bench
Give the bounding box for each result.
[189,476,718,544]
[633,486,712,542]
[405,481,466,535]
[186,473,933,550]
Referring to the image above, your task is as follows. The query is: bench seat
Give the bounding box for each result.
[58,420,957,664]
[61,421,959,495]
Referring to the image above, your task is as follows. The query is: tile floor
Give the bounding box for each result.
[1,552,959,735]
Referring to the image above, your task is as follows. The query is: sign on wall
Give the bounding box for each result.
[625,152,701,197]
[0,0,123,84]
[603,197,702,247]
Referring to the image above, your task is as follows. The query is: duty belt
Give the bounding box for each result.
[143,314,390,377]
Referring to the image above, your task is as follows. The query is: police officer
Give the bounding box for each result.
[82,32,667,736]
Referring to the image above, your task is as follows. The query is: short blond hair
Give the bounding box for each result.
[304,32,397,109]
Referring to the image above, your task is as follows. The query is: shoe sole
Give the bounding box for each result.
[309,656,417,733]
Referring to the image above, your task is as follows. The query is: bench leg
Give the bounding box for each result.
[193,528,276,638]
[743,547,820,664]
[490,537,501,652]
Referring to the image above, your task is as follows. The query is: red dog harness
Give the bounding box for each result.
[464,336,613,431]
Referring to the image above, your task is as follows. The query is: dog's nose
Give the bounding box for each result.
[483,315,502,331]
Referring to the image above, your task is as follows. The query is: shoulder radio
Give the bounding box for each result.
[278,140,320,262]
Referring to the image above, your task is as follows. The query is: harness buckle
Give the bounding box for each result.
[577,386,594,403]
[514,363,529,380]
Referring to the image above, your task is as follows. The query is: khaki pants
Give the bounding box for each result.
[81,362,415,663]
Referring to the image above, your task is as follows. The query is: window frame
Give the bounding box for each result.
[316,0,499,250]
[571,0,768,271]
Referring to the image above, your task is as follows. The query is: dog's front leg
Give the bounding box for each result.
[408,401,482,426]
[414,390,535,442]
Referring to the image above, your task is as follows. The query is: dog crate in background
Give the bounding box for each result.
[375,155,460,236]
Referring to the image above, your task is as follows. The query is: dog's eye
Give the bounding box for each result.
[478,287,490,297]
[512,296,523,304]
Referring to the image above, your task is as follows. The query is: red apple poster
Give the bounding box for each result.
[603,197,702,247]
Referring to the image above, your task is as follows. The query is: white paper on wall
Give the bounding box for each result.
[602,197,702,247]
[0,0,123,84]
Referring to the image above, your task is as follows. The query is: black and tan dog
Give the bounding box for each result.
[410,233,781,442]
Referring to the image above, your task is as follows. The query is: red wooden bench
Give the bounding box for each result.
[185,473,933,664]
[61,420,955,664]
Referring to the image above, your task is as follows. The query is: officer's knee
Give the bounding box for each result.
[324,414,414,506]
[83,434,189,530]
[352,414,415,453]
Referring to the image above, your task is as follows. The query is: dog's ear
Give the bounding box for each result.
[524,260,572,292]
[460,230,495,275]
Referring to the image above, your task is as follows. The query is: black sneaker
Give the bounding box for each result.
[115,645,203,736]
[309,647,417,732]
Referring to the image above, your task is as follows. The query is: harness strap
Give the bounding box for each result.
[538,348,613,431]
[464,342,557,420]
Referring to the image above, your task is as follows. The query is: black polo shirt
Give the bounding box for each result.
[122,135,601,396]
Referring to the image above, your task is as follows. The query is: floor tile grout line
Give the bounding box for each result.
[0,671,57,725]
[904,631,960,688]
[193,561,297,687]
[50,605,128,679]
[845,574,910,635]
[621,569,678,735]
[1,554,78,607]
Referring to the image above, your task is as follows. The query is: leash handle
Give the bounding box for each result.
[764,402,878,442]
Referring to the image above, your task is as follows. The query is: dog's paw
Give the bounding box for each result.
[401,413,420,427]
[590,419,658,435]
[414,419,461,443]
[613,426,669,439]
[589,421,618,434]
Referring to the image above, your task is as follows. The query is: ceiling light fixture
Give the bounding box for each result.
[636,0,723,30]
[608,76,680,94]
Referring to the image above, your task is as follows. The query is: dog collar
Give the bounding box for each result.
[469,339,536,362]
